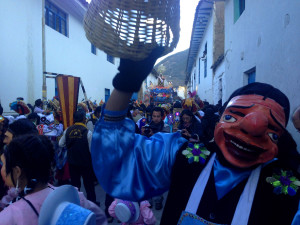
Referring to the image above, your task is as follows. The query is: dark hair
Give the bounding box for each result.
[2,117,9,132]
[94,106,102,114]
[151,107,164,117]
[226,82,290,126]
[74,110,86,123]
[180,109,195,122]
[34,99,43,107]
[173,101,182,108]
[27,104,34,112]
[4,134,54,185]
[0,103,3,115]
[179,109,200,128]
[7,119,38,138]
[27,113,40,125]
[140,103,146,112]
[180,109,193,117]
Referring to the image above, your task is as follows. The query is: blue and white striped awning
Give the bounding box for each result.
[185,0,214,83]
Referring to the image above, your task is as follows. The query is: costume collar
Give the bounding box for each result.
[74,122,87,128]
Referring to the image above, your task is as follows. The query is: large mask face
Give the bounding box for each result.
[214,95,286,168]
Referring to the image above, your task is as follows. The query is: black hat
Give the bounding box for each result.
[7,119,38,138]
[226,82,290,126]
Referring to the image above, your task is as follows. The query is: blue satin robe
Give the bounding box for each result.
[91,109,300,224]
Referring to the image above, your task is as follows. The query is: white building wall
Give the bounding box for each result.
[213,60,225,105]
[177,86,186,99]
[224,0,300,146]
[0,0,43,114]
[194,13,214,104]
[0,0,118,114]
[45,1,118,103]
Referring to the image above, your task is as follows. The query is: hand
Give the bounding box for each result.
[181,129,191,137]
[113,47,165,92]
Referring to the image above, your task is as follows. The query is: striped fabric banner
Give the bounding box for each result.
[56,75,80,130]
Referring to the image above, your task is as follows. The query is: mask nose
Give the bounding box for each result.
[240,111,268,136]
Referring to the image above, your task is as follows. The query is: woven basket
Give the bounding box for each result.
[84,0,180,61]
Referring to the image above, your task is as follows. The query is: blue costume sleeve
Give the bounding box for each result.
[91,109,187,201]
[291,202,300,225]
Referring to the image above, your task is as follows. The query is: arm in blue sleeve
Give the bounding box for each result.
[91,109,187,201]
[291,201,300,225]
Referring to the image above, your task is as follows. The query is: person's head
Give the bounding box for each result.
[131,109,139,117]
[27,112,40,125]
[4,119,38,145]
[35,99,43,108]
[1,134,54,190]
[151,107,164,124]
[94,106,102,119]
[74,110,86,123]
[173,101,182,109]
[214,82,290,169]
[292,106,300,133]
[180,109,194,128]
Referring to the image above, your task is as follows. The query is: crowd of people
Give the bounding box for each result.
[0,49,300,225]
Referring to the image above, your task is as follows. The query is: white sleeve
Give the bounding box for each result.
[58,129,67,148]
[87,130,93,151]
[86,121,94,132]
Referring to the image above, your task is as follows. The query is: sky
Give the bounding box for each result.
[85,0,199,61]
[170,0,199,54]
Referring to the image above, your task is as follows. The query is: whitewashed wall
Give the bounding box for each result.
[213,60,225,105]
[0,0,43,114]
[192,12,214,104]
[45,1,118,104]
[224,0,300,147]
[0,0,118,114]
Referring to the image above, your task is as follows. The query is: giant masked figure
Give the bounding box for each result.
[91,50,300,225]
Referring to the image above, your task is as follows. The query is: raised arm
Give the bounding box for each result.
[105,47,165,111]
[91,48,187,201]
[105,89,132,111]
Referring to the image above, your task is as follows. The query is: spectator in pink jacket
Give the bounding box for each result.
[0,134,107,225]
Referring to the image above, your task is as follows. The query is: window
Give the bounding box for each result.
[245,67,256,84]
[247,71,256,84]
[198,58,201,84]
[107,54,115,64]
[204,43,207,78]
[234,0,245,22]
[45,0,68,36]
[105,88,110,102]
[91,44,96,55]
[55,81,58,97]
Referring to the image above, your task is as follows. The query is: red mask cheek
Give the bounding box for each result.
[214,123,226,147]
[257,142,279,163]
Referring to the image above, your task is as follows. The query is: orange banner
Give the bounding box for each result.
[56,75,80,130]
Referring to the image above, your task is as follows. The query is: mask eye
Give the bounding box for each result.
[223,115,236,123]
[268,133,279,143]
